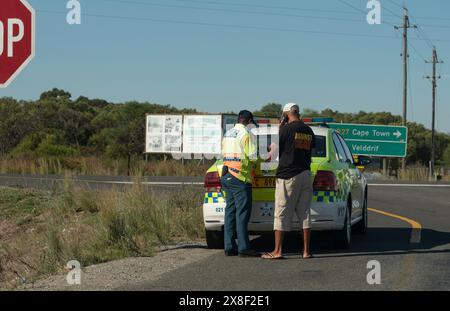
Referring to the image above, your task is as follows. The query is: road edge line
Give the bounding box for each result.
[368,208,422,244]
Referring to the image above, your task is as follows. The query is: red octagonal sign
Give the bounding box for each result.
[0,0,35,88]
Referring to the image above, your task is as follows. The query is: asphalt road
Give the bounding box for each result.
[0,173,203,190]
[1,173,450,189]
[1,174,449,290]
[122,185,449,291]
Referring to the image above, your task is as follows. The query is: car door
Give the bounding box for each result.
[331,133,351,206]
[336,133,364,221]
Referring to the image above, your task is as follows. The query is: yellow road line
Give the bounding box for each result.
[368,208,422,244]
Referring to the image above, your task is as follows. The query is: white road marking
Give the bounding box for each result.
[2,175,448,188]
[69,180,204,186]
[369,184,450,188]
[0,176,204,186]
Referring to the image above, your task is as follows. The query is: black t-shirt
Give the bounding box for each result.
[276,120,316,180]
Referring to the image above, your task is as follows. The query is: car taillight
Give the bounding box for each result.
[204,171,221,192]
[313,171,338,191]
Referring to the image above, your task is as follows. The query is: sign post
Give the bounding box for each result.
[329,123,408,157]
[0,0,35,87]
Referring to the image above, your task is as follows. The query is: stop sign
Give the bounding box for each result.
[0,0,35,88]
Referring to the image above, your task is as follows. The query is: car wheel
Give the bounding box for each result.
[205,230,224,249]
[354,191,368,235]
[333,204,351,249]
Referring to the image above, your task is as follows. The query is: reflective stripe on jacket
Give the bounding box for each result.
[222,123,257,184]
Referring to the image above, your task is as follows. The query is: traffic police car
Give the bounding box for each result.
[203,118,370,249]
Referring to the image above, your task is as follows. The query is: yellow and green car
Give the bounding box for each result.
[203,122,370,249]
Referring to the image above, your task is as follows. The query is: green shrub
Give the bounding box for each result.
[444,144,450,167]
[35,134,79,157]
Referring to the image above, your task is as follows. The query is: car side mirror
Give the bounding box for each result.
[355,156,372,166]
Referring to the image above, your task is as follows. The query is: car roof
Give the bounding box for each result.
[251,125,331,136]
[311,126,330,136]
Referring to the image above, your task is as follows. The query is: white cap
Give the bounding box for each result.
[283,103,299,112]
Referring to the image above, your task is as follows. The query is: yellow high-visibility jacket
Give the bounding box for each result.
[222,123,258,184]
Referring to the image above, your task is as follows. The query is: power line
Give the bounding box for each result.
[408,41,427,62]
[336,0,397,27]
[417,23,450,30]
[192,0,450,23]
[408,13,435,49]
[172,0,364,16]
[336,0,365,14]
[96,0,450,41]
[381,1,403,19]
[385,0,404,10]
[179,0,450,23]
[413,15,450,22]
[38,9,450,43]
[97,0,373,24]
[104,0,447,29]
[100,0,450,29]
[408,26,431,62]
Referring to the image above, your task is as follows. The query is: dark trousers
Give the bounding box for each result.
[221,173,252,252]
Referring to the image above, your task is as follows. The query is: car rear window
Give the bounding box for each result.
[312,135,327,158]
[256,134,327,158]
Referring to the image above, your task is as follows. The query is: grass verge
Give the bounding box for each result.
[0,156,212,177]
[0,180,204,289]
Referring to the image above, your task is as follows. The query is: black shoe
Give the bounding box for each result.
[225,250,238,256]
[239,249,260,258]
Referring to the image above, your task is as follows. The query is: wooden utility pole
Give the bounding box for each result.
[395,8,416,172]
[425,47,443,179]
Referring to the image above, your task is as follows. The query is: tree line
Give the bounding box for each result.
[254,104,450,168]
[1,89,449,168]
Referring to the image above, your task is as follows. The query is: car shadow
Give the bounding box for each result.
[249,227,450,258]
[157,243,209,252]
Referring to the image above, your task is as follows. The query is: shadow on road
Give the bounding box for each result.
[158,243,208,252]
[249,227,450,258]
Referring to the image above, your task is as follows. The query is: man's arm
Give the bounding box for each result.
[243,132,258,163]
[278,125,287,158]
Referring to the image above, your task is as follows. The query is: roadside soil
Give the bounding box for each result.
[23,243,219,291]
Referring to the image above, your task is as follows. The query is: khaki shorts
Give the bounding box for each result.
[274,171,313,231]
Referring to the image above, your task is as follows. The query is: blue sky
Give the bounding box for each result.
[1,0,450,132]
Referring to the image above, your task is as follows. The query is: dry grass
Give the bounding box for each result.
[397,166,431,181]
[395,166,449,181]
[0,156,212,177]
[0,179,204,289]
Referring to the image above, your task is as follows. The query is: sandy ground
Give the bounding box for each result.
[22,243,219,291]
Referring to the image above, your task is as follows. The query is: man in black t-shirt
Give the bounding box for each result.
[262,103,315,260]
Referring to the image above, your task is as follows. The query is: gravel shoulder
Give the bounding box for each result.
[23,243,219,291]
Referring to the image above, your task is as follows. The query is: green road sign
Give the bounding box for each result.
[328,123,408,157]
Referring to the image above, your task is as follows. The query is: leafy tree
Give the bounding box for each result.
[1,90,449,171]
[443,144,450,167]
[0,97,37,156]
[39,88,72,100]
[254,103,282,118]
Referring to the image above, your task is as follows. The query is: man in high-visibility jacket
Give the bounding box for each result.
[221,110,260,257]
